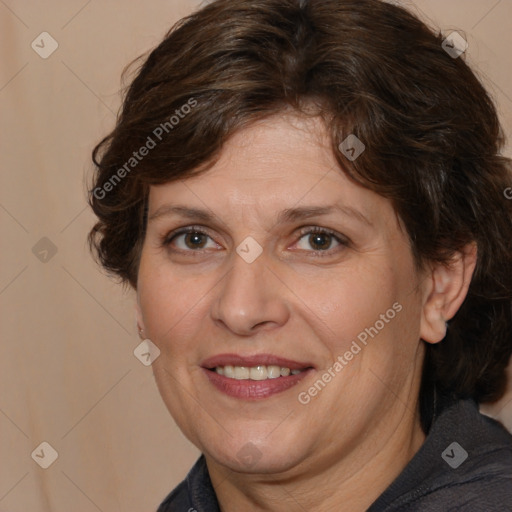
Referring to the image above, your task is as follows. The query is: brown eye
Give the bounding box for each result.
[308,233,334,251]
[163,228,218,251]
[182,232,208,249]
[295,227,348,255]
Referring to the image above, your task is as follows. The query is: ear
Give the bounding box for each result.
[420,242,477,344]
[135,297,146,337]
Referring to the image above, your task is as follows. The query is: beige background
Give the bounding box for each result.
[1,1,511,511]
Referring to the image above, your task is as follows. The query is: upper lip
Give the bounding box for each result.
[201,353,314,371]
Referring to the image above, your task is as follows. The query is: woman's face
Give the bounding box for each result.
[137,113,428,476]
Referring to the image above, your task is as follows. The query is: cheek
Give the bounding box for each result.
[137,256,207,350]
[316,261,419,369]
[310,263,399,341]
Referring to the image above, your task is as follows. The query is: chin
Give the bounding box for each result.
[204,433,308,475]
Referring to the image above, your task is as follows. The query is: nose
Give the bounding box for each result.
[210,249,290,336]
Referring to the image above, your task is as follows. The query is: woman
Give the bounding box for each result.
[88,0,512,510]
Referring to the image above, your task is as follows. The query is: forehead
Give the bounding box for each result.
[201,113,336,181]
[147,113,395,228]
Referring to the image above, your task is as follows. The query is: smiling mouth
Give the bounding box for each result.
[209,365,309,380]
[201,354,315,399]
[203,366,314,400]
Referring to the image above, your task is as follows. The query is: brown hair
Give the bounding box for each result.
[88,0,512,431]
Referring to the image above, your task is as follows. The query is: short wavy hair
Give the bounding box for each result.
[88,0,512,432]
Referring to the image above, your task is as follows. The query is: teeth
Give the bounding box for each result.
[267,365,281,379]
[249,366,267,380]
[234,366,250,379]
[214,365,305,380]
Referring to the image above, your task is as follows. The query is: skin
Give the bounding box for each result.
[136,112,477,511]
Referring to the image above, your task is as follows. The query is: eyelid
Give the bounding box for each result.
[161,224,350,255]
[292,226,350,255]
[295,226,350,245]
[162,225,215,245]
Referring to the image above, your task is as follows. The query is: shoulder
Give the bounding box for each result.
[369,398,512,511]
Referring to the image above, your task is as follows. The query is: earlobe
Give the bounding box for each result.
[135,300,146,339]
[420,242,477,344]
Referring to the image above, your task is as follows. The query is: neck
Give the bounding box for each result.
[206,402,426,512]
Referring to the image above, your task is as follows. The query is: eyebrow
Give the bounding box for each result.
[148,204,372,227]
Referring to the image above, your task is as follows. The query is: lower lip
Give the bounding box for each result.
[202,368,313,400]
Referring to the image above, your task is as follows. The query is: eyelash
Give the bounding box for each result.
[161,225,350,257]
